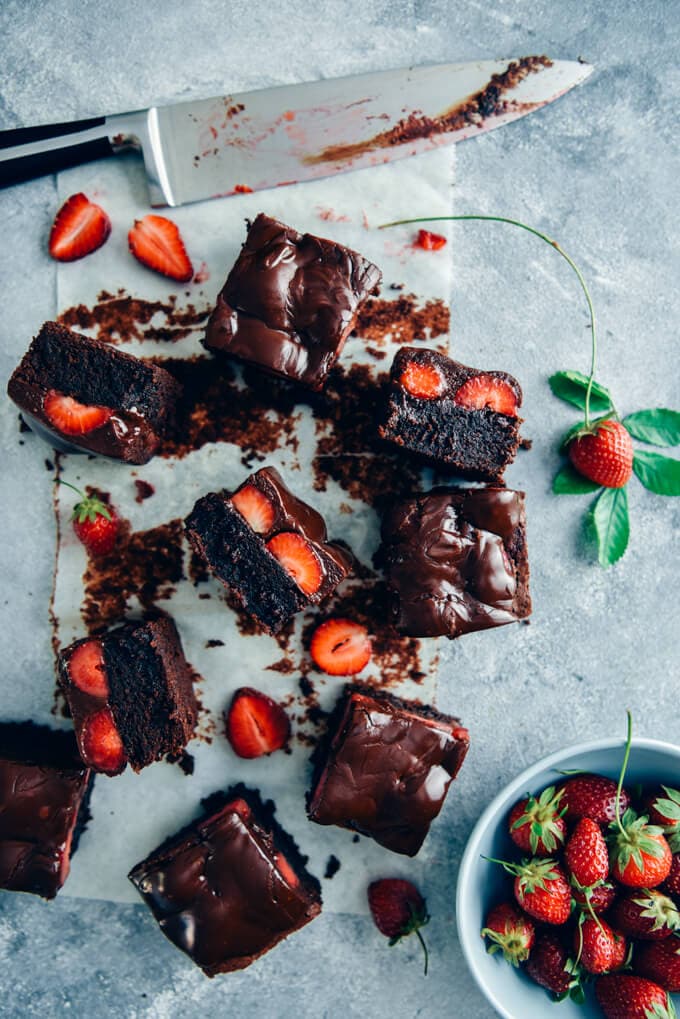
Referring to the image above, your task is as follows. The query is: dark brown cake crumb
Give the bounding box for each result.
[205,639,224,648]
[134,479,155,503]
[324,855,341,879]
[58,290,211,344]
[353,294,450,347]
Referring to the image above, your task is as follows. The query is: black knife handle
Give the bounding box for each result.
[0,117,115,188]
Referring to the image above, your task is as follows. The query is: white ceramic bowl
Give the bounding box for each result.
[456,737,680,1019]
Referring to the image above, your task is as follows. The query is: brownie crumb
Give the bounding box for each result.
[205,639,224,648]
[44,458,54,472]
[58,290,211,345]
[134,479,155,503]
[267,657,295,674]
[324,855,341,879]
[167,750,195,775]
[520,436,533,450]
[19,416,30,433]
[352,834,360,844]
[353,294,450,346]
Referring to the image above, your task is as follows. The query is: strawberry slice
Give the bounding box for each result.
[454,375,518,416]
[44,390,113,435]
[400,361,445,399]
[310,618,372,675]
[231,485,275,534]
[266,532,322,595]
[48,192,111,262]
[128,215,194,282]
[415,228,447,251]
[274,852,300,888]
[68,640,108,698]
[80,708,125,774]
[225,687,290,759]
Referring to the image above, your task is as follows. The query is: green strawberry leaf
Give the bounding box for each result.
[624,408,680,447]
[592,487,630,567]
[549,371,613,413]
[553,464,601,494]
[633,451,680,496]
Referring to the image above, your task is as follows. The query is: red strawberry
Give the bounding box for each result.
[309,618,372,676]
[231,485,275,534]
[63,484,119,556]
[662,854,680,899]
[266,532,322,595]
[454,375,519,417]
[48,192,111,262]
[568,420,634,489]
[367,878,430,974]
[67,639,108,698]
[508,785,567,856]
[44,390,113,436]
[415,229,447,251]
[560,773,631,826]
[225,687,290,759]
[399,360,445,399]
[595,973,676,1018]
[634,938,680,992]
[573,881,618,916]
[128,214,194,282]
[574,916,627,975]
[80,708,125,774]
[609,809,673,888]
[486,855,572,925]
[646,787,680,852]
[565,817,610,888]
[609,889,680,940]
[481,902,535,966]
[525,931,583,1001]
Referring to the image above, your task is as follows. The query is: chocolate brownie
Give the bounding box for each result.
[185,466,352,634]
[58,616,197,776]
[307,687,469,856]
[7,321,181,464]
[0,722,93,898]
[129,788,322,975]
[379,346,523,481]
[379,487,531,638]
[203,213,382,389]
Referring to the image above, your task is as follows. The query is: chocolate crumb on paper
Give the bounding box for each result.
[354,294,450,347]
[324,855,341,879]
[58,290,211,344]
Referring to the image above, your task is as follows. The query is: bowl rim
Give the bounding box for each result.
[456,735,680,1019]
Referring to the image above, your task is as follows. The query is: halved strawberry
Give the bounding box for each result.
[68,640,108,698]
[225,687,290,759]
[399,361,445,399]
[128,215,194,282]
[454,375,519,417]
[44,390,113,436]
[274,852,300,888]
[48,192,111,262]
[415,229,447,251]
[80,708,125,774]
[231,485,275,535]
[310,618,372,676]
[266,532,322,595]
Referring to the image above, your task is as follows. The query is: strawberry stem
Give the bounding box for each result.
[57,479,85,499]
[614,710,634,839]
[414,927,429,976]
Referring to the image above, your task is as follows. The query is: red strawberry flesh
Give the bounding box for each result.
[454,375,518,417]
[225,687,290,759]
[399,361,445,399]
[48,192,111,262]
[68,640,108,698]
[80,708,125,774]
[128,214,194,283]
[415,229,447,251]
[231,485,275,534]
[44,390,113,436]
[310,618,372,676]
[266,532,322,595]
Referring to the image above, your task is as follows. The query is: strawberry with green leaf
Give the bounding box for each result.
[507,785,567,857]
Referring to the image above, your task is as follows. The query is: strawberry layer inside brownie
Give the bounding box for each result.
[7,321,181,464]
[379,346,523,482]
[185,466,352,634]
[128,787,322,976]
[58,617,197,775]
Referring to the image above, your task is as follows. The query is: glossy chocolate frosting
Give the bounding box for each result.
[381,487,530,638]
[204,214,382,389]
[308,691,469,857]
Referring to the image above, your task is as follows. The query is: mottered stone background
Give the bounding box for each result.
[0,1,679,1016]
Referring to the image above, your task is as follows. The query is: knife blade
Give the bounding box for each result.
[0,56,592,207]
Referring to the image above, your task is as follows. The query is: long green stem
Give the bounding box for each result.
[379,215,603,427]
[614,710,634,838]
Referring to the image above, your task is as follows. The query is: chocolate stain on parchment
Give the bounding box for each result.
[58,290,211,344]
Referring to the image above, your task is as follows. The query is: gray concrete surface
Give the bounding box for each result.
[1,1,679,1016]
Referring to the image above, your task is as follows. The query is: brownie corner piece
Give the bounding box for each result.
[128,786,322,975]
[307,686,469,856]
[203,213,382,389]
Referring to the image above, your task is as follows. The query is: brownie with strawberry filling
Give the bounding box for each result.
[308,687,469,856]
[0,722,93,898]
[203,213,382,390]
[379,486,531,638]
[129,787,322,975]
[7,321,181,464]
[58,616,197,776]
[185,466,352,634]
[379,346,523,481]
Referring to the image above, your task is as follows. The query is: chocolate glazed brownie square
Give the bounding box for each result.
[203,213,382,389]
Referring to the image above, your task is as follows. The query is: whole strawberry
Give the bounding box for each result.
[573,880,618,917]
[508,785,567,856]
[574,916,627,975]
[634,937,680,993]
[481,902,535,967]
[485,855,572,925]
[595,973,676,1019]
[568,419,634,488]
[560,773,631,826]
[367,879,430,974]
[525,931,584,1001]
[609,808,673,888]
[609,889,680,940]
[565,816,610,888]
[62,482,119,556]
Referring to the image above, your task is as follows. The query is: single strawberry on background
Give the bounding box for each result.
[60,481,119,556]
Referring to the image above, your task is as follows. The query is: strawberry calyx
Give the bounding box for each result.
[388,900,430,976]
[60,480,112,526]
[628,890,680,935]
[609,808,669,874]
[485,855,562,895]
[481,907,534,967]
[652,787,680,842]
[510,785,567,855]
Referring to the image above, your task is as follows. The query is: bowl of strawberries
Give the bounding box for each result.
[457,716,680,1019]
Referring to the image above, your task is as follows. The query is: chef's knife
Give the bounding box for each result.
[0,56,592,207]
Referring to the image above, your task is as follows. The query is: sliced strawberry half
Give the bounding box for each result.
[80,708,125,774]
[48,192,111,262]
[399,361,445,400]
[225,687,290,759]
[310,618,372,676]
[231,485,275,535]
[454,375,519,417]
[274,852,300,888]
[415,229,447,251]
[128,214,194,282]
[67,640,108,698]
[44,390,113,436]
[266,532,322,595]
